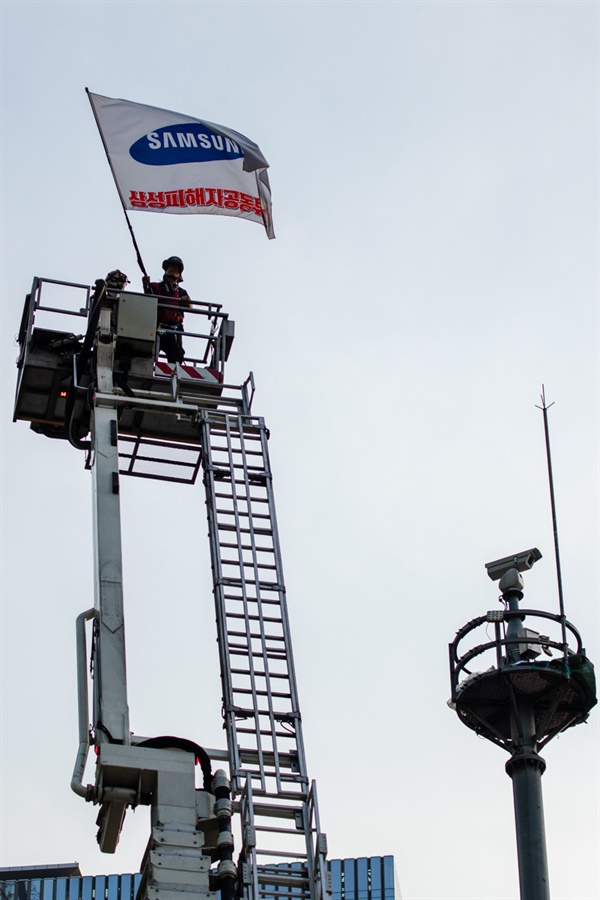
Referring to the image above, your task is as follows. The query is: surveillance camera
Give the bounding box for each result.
[484,548,542,582]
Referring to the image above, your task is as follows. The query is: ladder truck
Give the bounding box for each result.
[13,274,330,900]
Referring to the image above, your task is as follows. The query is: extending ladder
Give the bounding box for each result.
[199,410,329,900]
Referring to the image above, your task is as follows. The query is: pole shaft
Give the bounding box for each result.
[506,702,550,900]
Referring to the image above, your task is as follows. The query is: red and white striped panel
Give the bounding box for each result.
[155,362,222,383]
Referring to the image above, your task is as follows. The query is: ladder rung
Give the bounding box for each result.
[237,728,299,738]
[228,648,288,661]
[253,824,305,836]
[216,478,268,488]
[230,662,288,671]
[214,499,270,509]
[246,803,303,819]
[231,706,295,718]
[217,458,266,466]
[216,510,271,520]
[244,788,309,801]
[214,491,269,501]
[257,867,308,877]
[219,577,282,588]
[227,644,285,659]
[228,645,287,655]
[223,594,282,604]
[239,749,298,768]
[219,524,273,536]
[221,572,280,582]
[226,613,281,623]
[234,692,292,702]
[209,426,262,436]
[242,774,306,789]
[231,669,289,679]
[223,600,283,609]
[210,443,262,452]
[219,542,275,552]
[226,635,285,645]
[227,629,284,640]
[227,637,283,648]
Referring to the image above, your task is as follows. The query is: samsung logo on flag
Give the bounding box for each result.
[130,125,243,166]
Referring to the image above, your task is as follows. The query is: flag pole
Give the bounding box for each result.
[121,208,148,278]
[85,88,148,277]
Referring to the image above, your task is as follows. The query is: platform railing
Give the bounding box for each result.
[449,608,584,701]
[16,277,232,377]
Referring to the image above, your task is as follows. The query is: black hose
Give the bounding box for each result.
[136,735,213,790]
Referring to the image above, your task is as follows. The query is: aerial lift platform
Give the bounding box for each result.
[13,275,330,900]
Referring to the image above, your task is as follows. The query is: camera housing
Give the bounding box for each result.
[484,548,542,582]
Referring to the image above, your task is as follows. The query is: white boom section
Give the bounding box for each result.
[91,326,130,744]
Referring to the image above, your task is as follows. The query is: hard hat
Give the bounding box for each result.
[162,256,184,273]
[106,269,129,289]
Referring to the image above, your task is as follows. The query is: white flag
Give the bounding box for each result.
[87,91,274,239]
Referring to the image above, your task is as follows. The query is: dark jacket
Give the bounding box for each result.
[145,279,191,326]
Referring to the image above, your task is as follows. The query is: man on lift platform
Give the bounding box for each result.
[142,255,191,363]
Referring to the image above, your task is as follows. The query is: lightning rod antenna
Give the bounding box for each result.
[535,386,568,656]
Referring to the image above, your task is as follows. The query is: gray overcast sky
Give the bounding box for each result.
[0,2,598,899]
